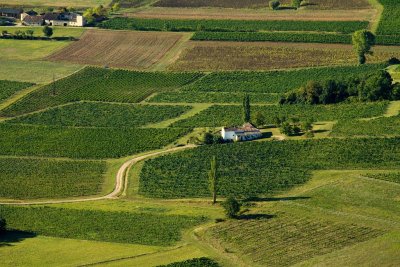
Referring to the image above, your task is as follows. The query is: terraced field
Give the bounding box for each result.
[0,80,34,103]
[47,30,186,69]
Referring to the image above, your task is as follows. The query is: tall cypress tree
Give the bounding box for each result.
[243,94,251,123]
[208,156,218,204]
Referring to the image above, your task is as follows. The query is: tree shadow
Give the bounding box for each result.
[0,230,36,247]
[244,196,311,202]
[237,214,276,220]
[261,132,273,138]
[313,129,329,134]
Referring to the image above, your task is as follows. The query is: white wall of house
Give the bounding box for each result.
[221,129,237,140]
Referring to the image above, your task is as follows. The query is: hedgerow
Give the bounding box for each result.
[0,123,189,159]
[184,64,386,93]
[0,206,206,246]
[171,102,388,128]
[149,92,279,104]
[0,80,33,102]
[139,137,400,198]
[100,17,368,34]
[8,102,192,128]
[376,0,400,35]
[157,258,220,267]
[0,158,106,199]
[1,67,202,117]
[331,116,400,137]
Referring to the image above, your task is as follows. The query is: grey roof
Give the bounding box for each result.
[0,8,23,14]
[23,15,43,24]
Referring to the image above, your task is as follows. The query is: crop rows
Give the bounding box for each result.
[0,158,106,199]
[331,116,400,137]
[158,258,220,267]
[0,206,206,246]
[184,64,386,93]
[210,214,384,266]
[0,80,34,103]
[9,102,192,128]
[139,137,400,198]
[100,17,368,34]
[149,92,279,104]
[377,0,400,35]
[0,123,189,159]
[171,102,389,128]
[1,67,202,117]
[364,172,400,184]
[153,0,268,8]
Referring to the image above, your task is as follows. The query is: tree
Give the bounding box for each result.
[292,0,302,8]
[111,2,121,12]
[208,156,218,204]
[360,70,393,101]
[255,111,266,128]
[302,120,313,132]
[269,0,280,10]
[222,197,241,218]
[392,83,400,100]
[42,25,53,38]
[0,218,6,234]
[202,132,214,145]
[280,121,293,136]
[243,94,251,123]
[25,29,34,39]
[352,30,375,65]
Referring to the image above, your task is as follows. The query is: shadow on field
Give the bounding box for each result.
[0,230,36,247]
[244,196,311,202]
[238,214,276,220]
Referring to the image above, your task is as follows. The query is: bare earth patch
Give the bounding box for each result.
[169,41,400,71]
[47,30,185,70]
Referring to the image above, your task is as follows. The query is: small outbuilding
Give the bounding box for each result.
[0,8,23,19]
[221,123,262,142]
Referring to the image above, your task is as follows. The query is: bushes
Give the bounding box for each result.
[100,17,368,34]
[0,206,206,246]
[269,0,280,10]
[139,137,400,198]
[157,257,220,267]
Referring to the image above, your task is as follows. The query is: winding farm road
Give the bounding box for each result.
[0,145,195,206]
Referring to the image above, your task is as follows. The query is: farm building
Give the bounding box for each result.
[221,123,262,141]
[0,8,23,19]
[21,12,86,27]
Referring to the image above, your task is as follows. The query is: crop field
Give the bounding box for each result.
[47,30,186,70]
[0,206,206,246]
[9,102,192,128]
[208,214,383,267]
[159,258,220,267]
[331,116,400,137]
[376,0,400,35]
[364,172,400,184]
[0,26,85,39]
[0,80,33,103]
[1,67,202,116]
[148,92,279,104]
[111,0,148,8]
[153,0,269,8]
[169,42,398,71]
[0,0,111,7]
[185,64,385,93]
[171,102,389,128]
[0,158,106,199]
[101,17,368,34]
[0,123,189,159]
[139,137,399,198]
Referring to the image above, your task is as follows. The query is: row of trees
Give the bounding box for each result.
[83,3,120,24]
[280,70,400,105]
[1,26,54,40]
[276,117,314,137]
[269,0,303,10]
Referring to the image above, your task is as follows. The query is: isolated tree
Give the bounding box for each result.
[202,132,214,145]
[292,0,302,8]
[222,197,241,218]
[280,121,293,136]
[269,0,280,10]
[43,25,53,38]
[255,111,266,128]
[243,94,251,123]
[208,156,218,204]
[352,30,375,65]
[0,218,6,235]
[302,120,313,132]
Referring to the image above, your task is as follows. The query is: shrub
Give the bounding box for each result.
[0,218,6,234]
[269,0,280,10]
[222,197,241,218]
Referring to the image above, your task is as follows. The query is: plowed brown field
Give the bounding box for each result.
[47,30,185,70]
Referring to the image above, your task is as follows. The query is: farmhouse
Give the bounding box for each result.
[21,12,86,27]
[221,123,262,141]
[0,8,23,19]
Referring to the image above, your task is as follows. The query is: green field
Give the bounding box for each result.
[139,138,399,198]
[0,27,85,39]
[0,80,34,103]
[1,67,202,117]
[9,102,192,128]
[0,0,111,7]
[0,123,189,159]
[376,0,400,35]
[0,205,206,246]
[0,158,106,199]
[171,102,389,128]
[364,172,400,184]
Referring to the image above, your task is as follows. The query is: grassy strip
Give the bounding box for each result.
[8,102,192,128]
[0,123,189,159]
[0,206,206,246]
[0,158,106,199]
[0,67,202,117]
[139,137,400,198]
[171,102,389,128]
[100,17,368,34]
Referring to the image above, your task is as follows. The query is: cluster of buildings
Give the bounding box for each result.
[0,7,86,27]
[221,123,262,142]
